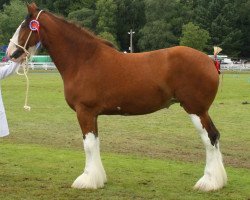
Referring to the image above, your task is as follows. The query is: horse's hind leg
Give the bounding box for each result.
[71,106,106,189]
[190,113,227,191]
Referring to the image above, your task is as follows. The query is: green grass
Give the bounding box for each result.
[0,144,249,200]
[0,72,250,199]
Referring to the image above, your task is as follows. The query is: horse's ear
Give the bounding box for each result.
[27,2,38,14]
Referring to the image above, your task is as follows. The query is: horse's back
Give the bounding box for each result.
[121,46,219,114]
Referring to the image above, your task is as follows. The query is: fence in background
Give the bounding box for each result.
[221,63,250,71]
[0,55,56,70]
[1,55,250,71]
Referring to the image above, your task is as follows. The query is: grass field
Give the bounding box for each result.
[0,72,249,199]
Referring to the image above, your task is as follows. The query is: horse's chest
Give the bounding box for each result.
[63,83,80,110]
[63,82,98,110]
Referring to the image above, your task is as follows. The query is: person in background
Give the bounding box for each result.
[0,56,24,137]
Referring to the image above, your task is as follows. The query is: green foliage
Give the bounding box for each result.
[237,0,250,57]
[96,0,117,36]
[67,0,96,12]
[115,0,145,52]
[66,1,97,31]
[0,0,26,45]
[138,20,176,51]
[0,0,249,57]
[94,0,119,47]
[180,22,210,52]
[52,0,72,16]
[68,7,96,30]
[0,0,10,10]
[138,0,187,51]
[193,0,243,57]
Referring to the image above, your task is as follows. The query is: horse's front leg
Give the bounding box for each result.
[71,107,107,189]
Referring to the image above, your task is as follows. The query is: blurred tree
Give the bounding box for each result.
[0,0,10,10]
[68,7,96,30]
[115,0,145,52]
[0,0,248,57]
[180,22,210,52]
[67,0,97,31]
[52,0,71,16]
[68,0,96,12]
[96,0,117,35]
[138,20,176,51]
[0,0,26,45]
[138,0,189,51]
[237,0,250,57]
[33,0,54,12]
[95,0,118,47]
[193,0,242,56]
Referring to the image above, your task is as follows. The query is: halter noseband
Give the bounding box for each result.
[10,10,44,57]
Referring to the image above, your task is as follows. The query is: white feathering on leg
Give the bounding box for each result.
[190,114,227,191]
[72,132,107,189]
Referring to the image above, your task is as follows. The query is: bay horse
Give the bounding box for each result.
[7,3,227,191]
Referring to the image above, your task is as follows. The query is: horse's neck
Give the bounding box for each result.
[39,13,98,77]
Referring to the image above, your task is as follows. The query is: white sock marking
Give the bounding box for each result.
[190,114,227,191]
[72,132,107,189]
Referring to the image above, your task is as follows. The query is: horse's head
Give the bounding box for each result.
[6,3,42,59]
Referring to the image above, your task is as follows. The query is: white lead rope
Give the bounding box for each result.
[9,10,44,111]
[17,57,31,111]
[9,41,31,111]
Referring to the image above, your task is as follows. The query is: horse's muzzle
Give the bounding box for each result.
[10,48,25,59]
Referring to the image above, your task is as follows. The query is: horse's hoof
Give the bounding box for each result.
[193,174,226,192]
[71,173,105,189]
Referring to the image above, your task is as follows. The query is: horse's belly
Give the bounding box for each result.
[102,86,174,115]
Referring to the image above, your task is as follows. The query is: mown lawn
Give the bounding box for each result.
[0,72,249,199]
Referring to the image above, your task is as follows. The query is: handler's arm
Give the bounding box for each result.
[0,61,20,80]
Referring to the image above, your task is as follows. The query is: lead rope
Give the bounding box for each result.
[10,10,44,111]
[16,57,31,111]
[11,39,31,111]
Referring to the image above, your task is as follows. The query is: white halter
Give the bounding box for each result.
[10,10,44,57]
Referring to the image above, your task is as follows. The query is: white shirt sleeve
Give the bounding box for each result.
[0,61,20,80]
